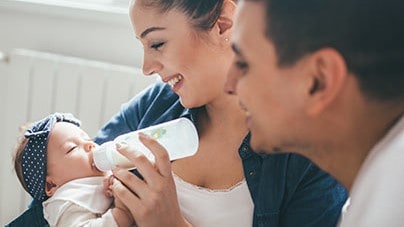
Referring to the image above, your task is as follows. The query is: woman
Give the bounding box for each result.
[95,0,347,226]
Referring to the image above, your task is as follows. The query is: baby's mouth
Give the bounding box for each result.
[89,152,98,171]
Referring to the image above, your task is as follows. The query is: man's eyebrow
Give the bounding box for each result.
[231,43,244,57]
[140,27,166,39]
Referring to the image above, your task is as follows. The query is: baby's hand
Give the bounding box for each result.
[111,177,136,226]
[103,174,114,197]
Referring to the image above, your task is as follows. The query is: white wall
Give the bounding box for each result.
[0,55,9,226]
[0,0,144,67]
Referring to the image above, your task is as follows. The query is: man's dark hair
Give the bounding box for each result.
[260,0,404,101]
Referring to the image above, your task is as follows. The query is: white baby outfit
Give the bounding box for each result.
[43,176,116,227]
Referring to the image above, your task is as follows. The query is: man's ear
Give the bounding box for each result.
[305,48,348,116]
[45,176,59,197]
[216,0,236,39]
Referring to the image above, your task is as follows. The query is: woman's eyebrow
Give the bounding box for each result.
[140,26,166,39]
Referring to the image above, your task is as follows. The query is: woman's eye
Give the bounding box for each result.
[151,42,165,50]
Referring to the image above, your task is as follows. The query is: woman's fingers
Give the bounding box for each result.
[112,176,182,226]
[112,167,148,198]
[138,133,172,178]
[110,135,186,227]
[111,177,145,218]
[115,134,173,187]
[115,141,161,183]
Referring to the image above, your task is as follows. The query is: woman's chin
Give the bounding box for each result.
[179,98,203,109]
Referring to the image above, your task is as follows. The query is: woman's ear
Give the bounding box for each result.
[216,0,236,38]
[45,176,59,197]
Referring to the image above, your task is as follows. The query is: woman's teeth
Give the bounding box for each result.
[167,75,183,88]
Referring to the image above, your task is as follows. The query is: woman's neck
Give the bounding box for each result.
[198,95,248,136]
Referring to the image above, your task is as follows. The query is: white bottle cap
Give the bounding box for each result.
[93,141,116,172]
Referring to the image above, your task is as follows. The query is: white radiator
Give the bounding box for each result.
[0,49,156,225]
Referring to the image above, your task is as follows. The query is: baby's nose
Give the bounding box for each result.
[85,142,97,152]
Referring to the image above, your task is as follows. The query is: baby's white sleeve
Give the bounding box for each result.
[53,202,118,227]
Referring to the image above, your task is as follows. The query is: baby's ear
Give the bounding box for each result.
[45,176,58,197]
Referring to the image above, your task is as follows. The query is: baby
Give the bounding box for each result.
[13,113,133,227]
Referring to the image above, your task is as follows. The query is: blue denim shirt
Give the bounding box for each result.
[7,81,347,227]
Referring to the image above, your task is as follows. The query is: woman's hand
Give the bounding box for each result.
[104,172,135,226]
[111,133,191,227]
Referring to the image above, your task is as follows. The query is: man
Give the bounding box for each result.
[225,0,404,226]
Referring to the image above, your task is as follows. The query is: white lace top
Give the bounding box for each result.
[173,173,254,227]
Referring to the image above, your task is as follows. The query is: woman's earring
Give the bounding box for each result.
[224,37,229,42]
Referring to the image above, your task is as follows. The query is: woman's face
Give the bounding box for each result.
[130,1,233,108]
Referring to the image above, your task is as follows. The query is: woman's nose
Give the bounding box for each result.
[142,53,163,76]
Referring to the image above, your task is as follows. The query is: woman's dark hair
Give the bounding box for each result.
[139,0,228,31]
[255,0,404,101]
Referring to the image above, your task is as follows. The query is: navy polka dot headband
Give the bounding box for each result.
[21,113,81,202]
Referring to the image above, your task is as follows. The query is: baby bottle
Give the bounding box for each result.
[93,118,199,172]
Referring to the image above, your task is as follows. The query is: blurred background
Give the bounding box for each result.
[0,0,156,224]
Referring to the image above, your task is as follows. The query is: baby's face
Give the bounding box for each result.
[46,122,104,186]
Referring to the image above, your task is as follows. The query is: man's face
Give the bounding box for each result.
[227,1,311,153]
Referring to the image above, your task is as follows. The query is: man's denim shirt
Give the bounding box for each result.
[7,81,347,227]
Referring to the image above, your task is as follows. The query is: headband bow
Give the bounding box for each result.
[21,113,81,202]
